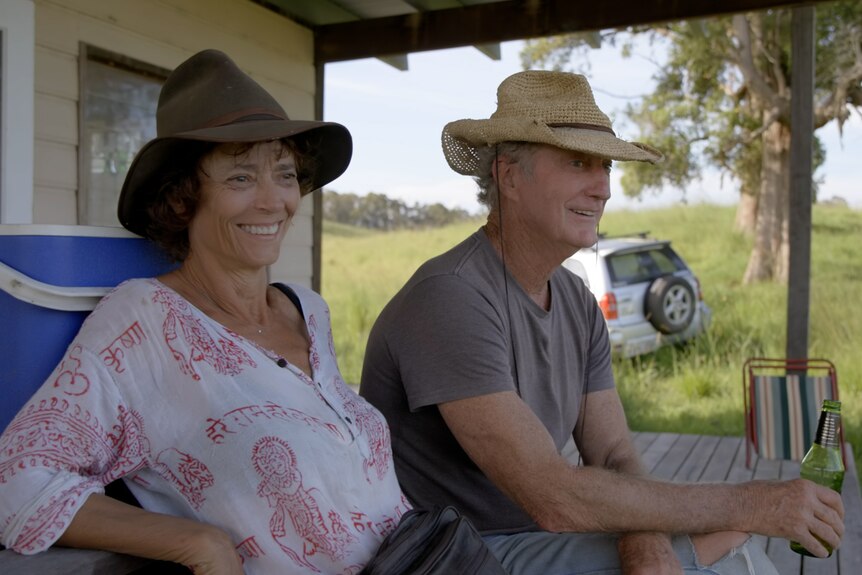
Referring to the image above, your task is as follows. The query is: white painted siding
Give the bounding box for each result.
[32,0,319,287]
[0,0,35,224]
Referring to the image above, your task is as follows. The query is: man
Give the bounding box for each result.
[359,71,844,574]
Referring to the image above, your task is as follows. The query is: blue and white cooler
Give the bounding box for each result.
[0,225,176,432]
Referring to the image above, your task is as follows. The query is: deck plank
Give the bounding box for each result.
[673,434,719,483]
[640,432,680,472]
[699,436,743,483]
[631,431,660,462]
[652,433,699,480]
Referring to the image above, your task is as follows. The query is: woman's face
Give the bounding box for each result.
[186,141,302,271]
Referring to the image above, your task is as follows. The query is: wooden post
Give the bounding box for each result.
[786,6,815,360]
[312,63,325,293]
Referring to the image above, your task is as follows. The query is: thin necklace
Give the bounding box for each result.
[169,275,287,369]
[177,272,269,335]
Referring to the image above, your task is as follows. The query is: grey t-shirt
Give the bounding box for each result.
[360,228,614,534]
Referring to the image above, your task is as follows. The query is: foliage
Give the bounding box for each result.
[522,5,860,200]
[323,190,477,230]
[520,2,862,283]
[321,204,862,478]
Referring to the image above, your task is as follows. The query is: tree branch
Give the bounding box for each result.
[744,108,781,143]
[814,23,862,130]
[732,14,785,114]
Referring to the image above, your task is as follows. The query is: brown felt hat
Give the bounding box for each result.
[118,49,352,237]
[442,70,662,176]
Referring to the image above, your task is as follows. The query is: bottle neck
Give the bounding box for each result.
[814,410,841,449]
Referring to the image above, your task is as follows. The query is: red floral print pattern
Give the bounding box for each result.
[152,287,257,381]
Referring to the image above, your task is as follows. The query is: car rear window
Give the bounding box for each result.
[607,246,685,287]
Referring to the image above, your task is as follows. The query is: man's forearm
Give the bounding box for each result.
[439,390,842,548]
[537,463,753,533]
[600,446,682,573]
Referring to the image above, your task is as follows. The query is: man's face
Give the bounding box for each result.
[507,145,612,258]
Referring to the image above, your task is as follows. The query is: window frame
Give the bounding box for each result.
[77,44,169,226]
[607,245,687,287]
[0,0,34,224]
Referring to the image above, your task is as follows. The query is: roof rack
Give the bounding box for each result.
[597,231,651,240]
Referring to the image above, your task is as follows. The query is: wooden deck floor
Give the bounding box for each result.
[630,432,862,575]
[2,433,860,574]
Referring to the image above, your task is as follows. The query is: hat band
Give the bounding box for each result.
[548,122,615,136]
[204,107,288,129]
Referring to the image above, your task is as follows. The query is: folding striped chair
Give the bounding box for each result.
[743,357,844,468]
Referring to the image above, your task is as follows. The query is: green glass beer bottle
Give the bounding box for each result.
[790,399,844,557]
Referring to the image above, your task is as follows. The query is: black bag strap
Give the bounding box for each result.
[272,282,304,316]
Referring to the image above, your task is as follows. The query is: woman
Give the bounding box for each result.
[0,50,408,575]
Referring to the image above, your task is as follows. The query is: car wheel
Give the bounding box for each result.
[645,275,696,334]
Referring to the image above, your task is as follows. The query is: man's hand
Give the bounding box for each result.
[618,532,681,575]
[745,478,844,557]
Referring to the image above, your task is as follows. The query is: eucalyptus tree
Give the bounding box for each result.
[522,2,862,283]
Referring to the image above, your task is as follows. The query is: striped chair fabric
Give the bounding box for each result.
[751,374,836,461]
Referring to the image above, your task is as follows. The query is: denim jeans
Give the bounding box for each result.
[482,531,779,575]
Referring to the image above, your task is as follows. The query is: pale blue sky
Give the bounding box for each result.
[323,39,862,214]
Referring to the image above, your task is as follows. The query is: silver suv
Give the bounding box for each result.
[563,234,712,358]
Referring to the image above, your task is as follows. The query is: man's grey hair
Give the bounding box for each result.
[473,142,540,209]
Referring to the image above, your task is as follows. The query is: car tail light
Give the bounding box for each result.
[599,292,618,320]
[694,277,704,301]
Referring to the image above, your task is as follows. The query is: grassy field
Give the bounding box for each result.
[321,204,862,470]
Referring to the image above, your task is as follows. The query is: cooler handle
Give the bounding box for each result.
[0,260,110,311]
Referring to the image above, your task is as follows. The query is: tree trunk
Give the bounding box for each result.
[734,187,758,235]
[743,121,791,284]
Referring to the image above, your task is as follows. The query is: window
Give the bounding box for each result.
[79,46,168,226]
[608,246,685,286]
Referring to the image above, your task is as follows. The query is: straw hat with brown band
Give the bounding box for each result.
[118,49,352,239]
[441,70,662,176]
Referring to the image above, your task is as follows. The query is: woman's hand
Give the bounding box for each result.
[57,493,244,574]
[171,522,244,575]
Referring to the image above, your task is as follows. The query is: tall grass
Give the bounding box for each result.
[322,219,484,384]
[322,205,862,469]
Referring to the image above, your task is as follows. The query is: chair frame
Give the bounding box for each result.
[743,357,844,468]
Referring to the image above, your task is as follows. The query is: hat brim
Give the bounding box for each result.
[118,121,352,237]
[442,118,662,176]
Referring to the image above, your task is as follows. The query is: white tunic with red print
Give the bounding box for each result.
[0,279,409,574]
